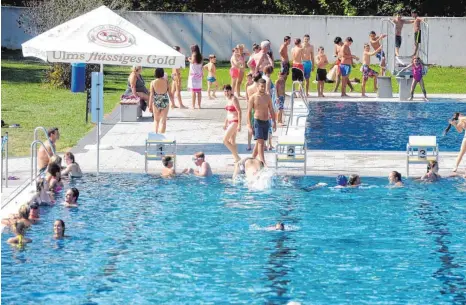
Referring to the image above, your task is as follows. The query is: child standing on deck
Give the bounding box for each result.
[275,72,286,126]
[203,55,218,99]
[361,43,382,97]
[397,57,428,101]
[315,47,328,97]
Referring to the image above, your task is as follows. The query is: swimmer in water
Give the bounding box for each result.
[2,204,32,228]
[53,219,66,239]
[28,202,40,224]
[265,222,285,231]
[7,221,32,245]
[348,174,361,187]
[64,188,79,207]
[183,152,213,177]
[161,156,176,178]
[419,160,441,182]
[388,171,404,187]
[335,175,348,188]
[275,222,285,231]
[233,157,265,181]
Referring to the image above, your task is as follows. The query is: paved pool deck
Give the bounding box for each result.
[2,92,466,215]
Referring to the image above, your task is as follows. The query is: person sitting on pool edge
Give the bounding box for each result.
[388,171,404,187]
[233,157,264,180]
[161,156,176,178]
[420,160,441,182]
[183,152,212,177]
[64,188,79,207]
[348,174,361,187]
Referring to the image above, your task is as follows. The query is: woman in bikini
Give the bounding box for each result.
[150,68,170,133]
[223,85,242,163]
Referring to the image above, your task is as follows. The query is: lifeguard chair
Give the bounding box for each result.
[406,136,438,177]
[145,133,177,173]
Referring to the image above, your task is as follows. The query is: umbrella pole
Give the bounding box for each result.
[97,63,104,176]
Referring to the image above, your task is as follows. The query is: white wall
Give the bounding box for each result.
[2,7,466,66]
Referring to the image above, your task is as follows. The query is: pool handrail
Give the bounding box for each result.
[1,132,9,191]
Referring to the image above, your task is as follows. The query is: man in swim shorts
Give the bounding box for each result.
[37,127,59,174]
[369,31,387,76]
[302,34,315,97]
[247,79,276,165]
[291,38,304,82]
[279,36,291,82]
[406,10,425,57]
[338,37,358,97]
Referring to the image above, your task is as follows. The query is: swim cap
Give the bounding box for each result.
[336,175,347,186]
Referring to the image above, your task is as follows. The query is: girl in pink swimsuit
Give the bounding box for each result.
[223,84,242,163]
[400,57,428,101]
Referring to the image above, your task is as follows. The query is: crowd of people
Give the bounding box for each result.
[2,127,81,246]
[4,11,465,248]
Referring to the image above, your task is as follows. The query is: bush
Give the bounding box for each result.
[45,63,71,89]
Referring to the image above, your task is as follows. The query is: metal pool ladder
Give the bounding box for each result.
[1,132,9,191]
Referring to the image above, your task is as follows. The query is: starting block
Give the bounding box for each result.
[145,133,176,173]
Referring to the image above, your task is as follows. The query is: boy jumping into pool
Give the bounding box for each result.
[247,79,276,165]
[361,43,382,97]
[203,54,218,99]
[369,31,387,76]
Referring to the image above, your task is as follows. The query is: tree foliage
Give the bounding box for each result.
[5,0,466,16]
[17,0,130,89]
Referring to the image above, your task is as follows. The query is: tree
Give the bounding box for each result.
[17,0,132,89]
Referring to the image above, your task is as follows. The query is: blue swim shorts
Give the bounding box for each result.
[254,118,270,141]
[303,60,312,79]
[339,64,351,77]
[207,76,216,83]
[376,50,385,62]
[276,96,285,111]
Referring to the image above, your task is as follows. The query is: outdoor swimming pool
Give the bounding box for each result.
[2,173,466,304]
[305,100,466,151]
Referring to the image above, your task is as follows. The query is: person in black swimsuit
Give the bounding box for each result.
[124,66,149,111]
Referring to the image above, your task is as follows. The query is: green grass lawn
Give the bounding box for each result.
[2,56,466,157]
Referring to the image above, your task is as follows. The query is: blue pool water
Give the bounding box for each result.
[305,100,466,151]
[2,174,466,304]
